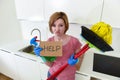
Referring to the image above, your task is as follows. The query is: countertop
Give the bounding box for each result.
[0,40,44,63]
[0,40,120,80]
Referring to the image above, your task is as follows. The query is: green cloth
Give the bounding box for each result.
[41,56,56,62]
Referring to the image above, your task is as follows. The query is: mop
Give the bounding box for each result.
[47,22,114,80]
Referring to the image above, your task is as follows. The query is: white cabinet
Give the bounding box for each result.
[44,0,102,24]
[102,0,120,27]
[15,0,120,27]
[15,0,103,24]
[15,0,44,20]
[75,72,90,80]
[14,54,42,80]
[38,62,49,80]
[0,49,20,80]
[0,49,49,80]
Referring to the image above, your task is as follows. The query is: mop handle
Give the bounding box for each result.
[47,64,68,80]
[47,44,89,80]
[74,44,89,59]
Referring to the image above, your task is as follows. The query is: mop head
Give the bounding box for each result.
[81,25,113,52]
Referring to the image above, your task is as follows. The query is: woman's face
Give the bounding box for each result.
[51,18,66,37]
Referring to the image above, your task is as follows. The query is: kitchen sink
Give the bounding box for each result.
[19,45,35,55]
[19,45,57,62]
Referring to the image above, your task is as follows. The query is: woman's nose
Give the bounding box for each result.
[56,26,60,31]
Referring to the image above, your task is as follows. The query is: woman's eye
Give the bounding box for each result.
[60,25,63,27]
[52,24,56,27]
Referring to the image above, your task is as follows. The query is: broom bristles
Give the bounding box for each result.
[81,26,113,52]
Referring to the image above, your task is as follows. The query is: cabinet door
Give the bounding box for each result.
[14,54,42,80]
[15,0,44,20]
[102,0,120,27]
[44,0,102,24]
[37,62,49,80]
[0,49,20,80]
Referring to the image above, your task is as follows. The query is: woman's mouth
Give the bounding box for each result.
[55,31,60,34]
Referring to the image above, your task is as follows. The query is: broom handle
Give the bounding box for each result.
[74,44,89,59]
[47,63,68,80]
[47,44,89,80]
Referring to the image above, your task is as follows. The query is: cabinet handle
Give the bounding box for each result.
[14,54,37,62]
[76,72,88,77]
[0,49,11,54]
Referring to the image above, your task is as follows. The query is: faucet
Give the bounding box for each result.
[31,28,41,42]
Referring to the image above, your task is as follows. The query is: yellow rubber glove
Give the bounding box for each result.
[90,22,112,45]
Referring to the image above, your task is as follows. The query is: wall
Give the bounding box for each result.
[0,0,22,46]
[111,28,120,53]
[19,20,48,41]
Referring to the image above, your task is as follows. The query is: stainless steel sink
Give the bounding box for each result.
[19,45,35,55]
[19,45,57,62]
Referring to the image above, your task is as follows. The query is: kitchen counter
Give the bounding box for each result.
[0,40,44,63]
[0,40,120,80]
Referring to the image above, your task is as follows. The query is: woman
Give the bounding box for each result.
[31,12,84,80]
